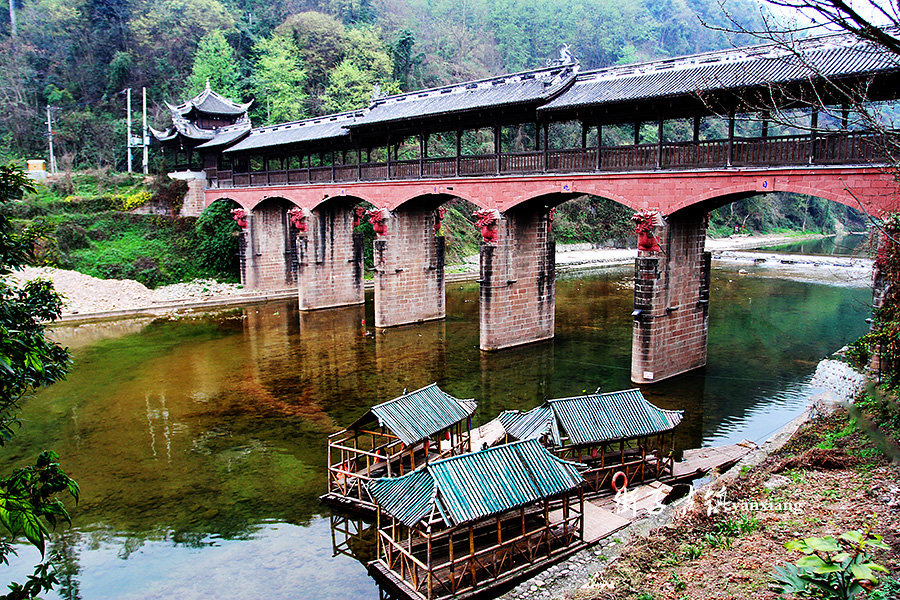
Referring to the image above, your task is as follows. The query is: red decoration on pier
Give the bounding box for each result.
[435,207,447,234]
[288,207,308,233]
[473,209,500,243]
[353,206,366,228]
[230,208,248,228]
[548,207,556,232]
[632,210,661,252]
[366,208,389,236]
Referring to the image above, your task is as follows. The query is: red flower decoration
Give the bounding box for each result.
[288,207,308,233]
[231,208,248,229]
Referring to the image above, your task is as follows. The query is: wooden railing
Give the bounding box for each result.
[378,502,583,600]
[214,130,888,189]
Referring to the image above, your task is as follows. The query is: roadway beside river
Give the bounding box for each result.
[11,232,855,322]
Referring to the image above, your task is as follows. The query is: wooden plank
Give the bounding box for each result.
[672,441,755,478]
[577,503,631,543]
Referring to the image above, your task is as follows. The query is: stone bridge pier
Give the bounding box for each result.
[296,200,365,310]
[479,204,555,351]
[373,202,446,328]
[631,208,711,384]
[243,198,298,289]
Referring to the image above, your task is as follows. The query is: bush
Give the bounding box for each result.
[194,200,241,279]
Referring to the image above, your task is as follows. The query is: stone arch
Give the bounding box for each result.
[246,196,301,289]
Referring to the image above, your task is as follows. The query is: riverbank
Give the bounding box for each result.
[498,359,900,600]
[12,232,839,322]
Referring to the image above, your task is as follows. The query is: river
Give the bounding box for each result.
[1,264,873,600]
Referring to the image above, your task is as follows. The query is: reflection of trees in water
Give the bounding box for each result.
[53,531,81,600]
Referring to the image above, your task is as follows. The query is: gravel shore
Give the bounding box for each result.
[9,232,854,319]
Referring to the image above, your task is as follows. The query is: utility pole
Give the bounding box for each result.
[142,87,149,174]
[8,0,16,37]
[46,105,56,174]
[126,87,133,173]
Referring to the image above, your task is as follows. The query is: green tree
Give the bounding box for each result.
[322,25,399,112]
[0,165,78,599]
[186,29,242,98]
[321,60,374,112]
[252,32,307,124]
[129,0,234,85]
[276,11,347,107]
[194,199,241,278]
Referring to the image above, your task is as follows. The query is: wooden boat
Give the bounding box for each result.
[321,383,477,513]
[366,440,587,600]
[494,389,755,493]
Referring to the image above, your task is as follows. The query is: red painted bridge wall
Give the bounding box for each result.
[206,166,900,216]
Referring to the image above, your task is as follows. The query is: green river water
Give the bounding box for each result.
[1,265,873,600]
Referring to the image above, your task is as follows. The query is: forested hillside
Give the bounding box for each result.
[0,0,764,167]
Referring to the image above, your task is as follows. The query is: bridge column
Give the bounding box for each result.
[245,199,298,289]
[479,206,555,351]
[373,207,445,327]
[297,203,364,310]
[631,209,711,384]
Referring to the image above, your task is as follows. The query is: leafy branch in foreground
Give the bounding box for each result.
[0,164,77,599]
[771,521,890,599]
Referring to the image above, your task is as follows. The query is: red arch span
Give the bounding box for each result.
[204,165,900,216]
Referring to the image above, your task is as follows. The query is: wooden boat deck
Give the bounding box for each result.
[324,440,756,518]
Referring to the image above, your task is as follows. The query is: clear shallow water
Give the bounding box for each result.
[759,232,871,256]
[1,266,872,599]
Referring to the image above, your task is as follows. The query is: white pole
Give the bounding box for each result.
[126,88,133,173]
[142,87,149,174]
[8,0,16,37]
[46,105,55,174]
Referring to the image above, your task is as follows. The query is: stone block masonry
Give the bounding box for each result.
[374,206,445,327]
[297,202,364,310]
[480,207,555,351]
[631,209,710,383]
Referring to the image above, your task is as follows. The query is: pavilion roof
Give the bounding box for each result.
[498,389,682,446]
[541,31,900,113]
[224,110,362,154]
[368,439,585,527]
[166,83,252,117]
[348,383,477,446]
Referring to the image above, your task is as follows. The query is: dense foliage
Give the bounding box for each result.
[0,0,763,167]
[0,165,78,599]
[854,215,900,382]
[194,200,241,278]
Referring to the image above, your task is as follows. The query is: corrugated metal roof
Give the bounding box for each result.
[498,405,555,442]
[349,383,477,446]
[541,32,900,112]
[500,389,682,446]
[549,389,683,446]
[224,111,361,153]
[369,439,585,527]
[349,64,578,128]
